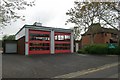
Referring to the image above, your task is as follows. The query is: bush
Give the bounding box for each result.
[77,49,86,54]
[108,46,120,55]
[77,44,120,55]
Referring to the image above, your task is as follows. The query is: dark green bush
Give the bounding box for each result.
[108,46,120,55]
[77,49,86,54]
[77,44,120,55]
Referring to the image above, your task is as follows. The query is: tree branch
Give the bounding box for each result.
[100,16,118,30]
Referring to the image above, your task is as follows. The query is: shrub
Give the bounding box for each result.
[77,48,86,54]
[78,44,120,55]
[108,46,120,55]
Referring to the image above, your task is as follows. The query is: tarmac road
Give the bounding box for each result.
[77,65,119,78]
[54,62,119,78]
[2,53,119,78]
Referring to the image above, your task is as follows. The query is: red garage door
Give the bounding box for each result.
[28,29,50,54]
[54,32,71,54]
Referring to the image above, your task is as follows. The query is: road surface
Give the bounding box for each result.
[54,62,119,78]
[2,53,119,78]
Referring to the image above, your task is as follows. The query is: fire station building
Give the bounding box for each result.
[15,23,74,55]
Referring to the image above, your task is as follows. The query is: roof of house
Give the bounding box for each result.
[15,24,73,36]
[82,23,119,36]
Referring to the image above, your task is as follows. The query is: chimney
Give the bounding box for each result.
[33,22,42,26]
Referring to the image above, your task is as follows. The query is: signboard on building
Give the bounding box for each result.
[108,43,116,48]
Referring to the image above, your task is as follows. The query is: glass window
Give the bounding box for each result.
[65,35,70,41]
[58,35,61,40]
[30,33,50,41]
[55,34,70,41]
[55,35,57,40]
[60,35,64,40]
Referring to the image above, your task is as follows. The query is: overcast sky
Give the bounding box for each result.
[0,0,75,39]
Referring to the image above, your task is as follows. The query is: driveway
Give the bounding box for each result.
[2,53,118,78]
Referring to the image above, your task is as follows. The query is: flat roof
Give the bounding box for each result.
[15,25,72,36]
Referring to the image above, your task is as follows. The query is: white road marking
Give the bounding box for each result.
[53,62,119,78]
[77,54,87,56]
[106,55,118,57]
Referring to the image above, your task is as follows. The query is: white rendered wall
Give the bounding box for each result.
[15,28,25,40]
[71,31,74,53]
[25,28,29,55]
[50,30,55,54]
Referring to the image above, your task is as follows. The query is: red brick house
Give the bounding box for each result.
[81,23,119,47]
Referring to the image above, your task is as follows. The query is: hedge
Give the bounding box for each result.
[77,44,120,55]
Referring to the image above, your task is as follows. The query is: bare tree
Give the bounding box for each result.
[0,0,35,27]
[66,1,120,44]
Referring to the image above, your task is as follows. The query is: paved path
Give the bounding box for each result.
[2,53,118,78]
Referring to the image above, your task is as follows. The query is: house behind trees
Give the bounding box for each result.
[81,23,119,47]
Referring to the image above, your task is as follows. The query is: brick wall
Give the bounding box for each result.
[17,36,25,54]
[94,33,105,43]
[104,33,111,43]
[81,33,112,47]
[82,35,91,46]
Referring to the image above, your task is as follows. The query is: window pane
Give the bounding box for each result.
[30,33,50,41]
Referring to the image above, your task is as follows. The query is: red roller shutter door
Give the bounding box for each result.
[55,32,71,54]
[28,29,50,54]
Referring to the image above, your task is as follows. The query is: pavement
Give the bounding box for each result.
[2,53,119,78]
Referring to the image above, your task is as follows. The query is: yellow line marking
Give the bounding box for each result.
[53,62,119,78]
